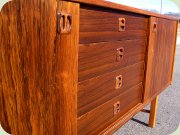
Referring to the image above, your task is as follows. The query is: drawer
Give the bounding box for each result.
[78,83,143,135]
[78,62,145,117]
[79,40,146,82]
[80,5,148,44]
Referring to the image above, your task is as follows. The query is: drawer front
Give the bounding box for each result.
[78,83,143,135]
[78,62,145,117]
[80,5,148,44]
[79,40,146,82]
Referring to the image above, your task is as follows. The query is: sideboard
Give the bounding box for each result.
[0,0,178,135]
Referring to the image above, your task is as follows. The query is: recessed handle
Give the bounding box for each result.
[153,22,157,32]
[57,12,72,34]
[114,101,121,115]
[119,18,126,31]
[115,75,122,89]
[116,47,124,62]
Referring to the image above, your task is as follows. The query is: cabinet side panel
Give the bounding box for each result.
[0,0,59,134]
[0,0,78,135]
[0,0,58,134]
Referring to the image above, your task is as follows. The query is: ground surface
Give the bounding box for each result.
[114,35,180,135]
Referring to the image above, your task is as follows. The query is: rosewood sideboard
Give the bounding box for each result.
[0,0,178,135]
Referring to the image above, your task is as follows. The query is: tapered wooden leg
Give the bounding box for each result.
[149,96,159,128]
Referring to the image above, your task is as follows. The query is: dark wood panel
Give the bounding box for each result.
[80,30,147,44]
[80,5,148,32]
[78,62,145,116]
[79,5,148,44]
[79,40,146,82]
[149,18,177,97]
[143,17,157,101]
[78,83,143,135]
[0,76,11,133]
[57,1,79,135]
[0,1,79,135]
[69,0,179,20]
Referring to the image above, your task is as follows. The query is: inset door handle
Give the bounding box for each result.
[153,22,157,32]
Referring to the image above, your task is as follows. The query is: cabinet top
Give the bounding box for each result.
[66,0,179,21]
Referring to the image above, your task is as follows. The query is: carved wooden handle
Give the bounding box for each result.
[115,75,123,89]
[116,47,124,62]
[119,18,126,31]
[153,22,157,32]
[57,12,72,34]
[114,101,121,115]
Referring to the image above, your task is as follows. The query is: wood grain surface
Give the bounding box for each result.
[57,1,79,135]
[149,18,177,98]
[0,0,79,135]
[68,0,179,20]
[149,96,159,128]
[144,18,178,101]
[78,62,145,116]
[0,0,58,134]
[78,83,143,135]
[0,74,11,133]
[80,5,148,32]
[143,17,157,102]
[0,0,178,135]
[79,5,148,44]
[79,40,147,81]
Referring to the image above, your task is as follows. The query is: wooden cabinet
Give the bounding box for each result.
[0,0,178,135]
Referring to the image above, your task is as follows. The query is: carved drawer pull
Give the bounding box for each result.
[115,75,122,89]
[119,18,126,31]
[116,47,124,62]
[114,101,121,115]
[57,12,72,34]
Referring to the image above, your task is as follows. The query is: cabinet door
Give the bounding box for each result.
[144,17,178,101]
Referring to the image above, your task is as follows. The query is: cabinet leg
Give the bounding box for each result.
[149,96,158,128]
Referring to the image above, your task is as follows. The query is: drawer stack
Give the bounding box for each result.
[78,5,148,134]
